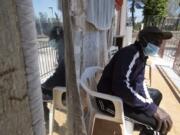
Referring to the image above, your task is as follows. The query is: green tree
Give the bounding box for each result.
[143,0,168,26]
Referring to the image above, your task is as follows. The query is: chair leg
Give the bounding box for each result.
[90,118,95,135]
[125,120,134,135]
[49,102,55,135]
[53,87,67,111]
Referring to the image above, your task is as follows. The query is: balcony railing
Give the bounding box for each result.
[160,31,180,76]
[37,37,57,83]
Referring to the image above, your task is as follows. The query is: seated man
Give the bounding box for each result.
[96,26,173,135]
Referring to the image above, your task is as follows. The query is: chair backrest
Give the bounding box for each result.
[80,66,103,134]
[80,66,103,92]
[80,67,131,135]
[80,66,103,110]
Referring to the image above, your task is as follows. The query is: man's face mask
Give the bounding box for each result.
[144,42,160,56]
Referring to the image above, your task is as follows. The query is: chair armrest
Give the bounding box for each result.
[91,91,124,122]
[80,81,124,122]
[53,86,66,110]
[53,86,66,93]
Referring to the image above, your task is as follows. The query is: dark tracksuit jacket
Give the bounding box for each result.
[97,41,157,117]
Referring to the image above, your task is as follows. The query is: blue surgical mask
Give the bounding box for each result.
[144,42,160,56]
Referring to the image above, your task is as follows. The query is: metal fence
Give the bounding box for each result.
[162,32,180,68]
[37,37,57,83]
[160,17,180,76]
[142,16,180,76]
[173,41,180,76]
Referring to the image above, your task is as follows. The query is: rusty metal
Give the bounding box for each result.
[0,68,16,77]
[159,41,166,58]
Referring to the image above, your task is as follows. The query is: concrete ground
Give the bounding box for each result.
[50,65,180,135]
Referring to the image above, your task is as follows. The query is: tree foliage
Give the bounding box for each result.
[143,0,168,26]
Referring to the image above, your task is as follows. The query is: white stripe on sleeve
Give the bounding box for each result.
[143,81,153,103]
[125,52,152,104]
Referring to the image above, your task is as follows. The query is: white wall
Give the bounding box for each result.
[115,0,133,47]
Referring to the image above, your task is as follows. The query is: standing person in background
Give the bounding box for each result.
[97,26,173,135]
[42,26,66,124]
[42,26,66,100]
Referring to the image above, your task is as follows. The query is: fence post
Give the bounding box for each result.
[159,41,166,58]
[173,41,180,76]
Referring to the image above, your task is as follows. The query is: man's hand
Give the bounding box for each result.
[153,107,173,134]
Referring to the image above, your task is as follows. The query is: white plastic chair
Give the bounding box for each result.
[49,86,66,135]
[108,46,118,60]
[80,66,132,135]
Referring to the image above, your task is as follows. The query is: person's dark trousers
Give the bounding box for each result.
[123,88,163,135]
[42,60,66,124]
[42,60,66,100]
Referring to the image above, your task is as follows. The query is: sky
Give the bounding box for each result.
[135,9,143,22]
[33,0,62,19]
[128,9,143,22]
[127,1,143,23]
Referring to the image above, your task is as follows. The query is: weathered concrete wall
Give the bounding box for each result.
[0,0,33,135]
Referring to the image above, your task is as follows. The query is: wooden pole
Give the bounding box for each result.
[0,0,35,134]
[61,0,87,135]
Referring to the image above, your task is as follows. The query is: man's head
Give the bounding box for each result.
[49,26,64,41]
[138,26,172,56]
[138,26,173,47]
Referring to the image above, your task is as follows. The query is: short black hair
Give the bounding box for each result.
[49,26,64,41]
